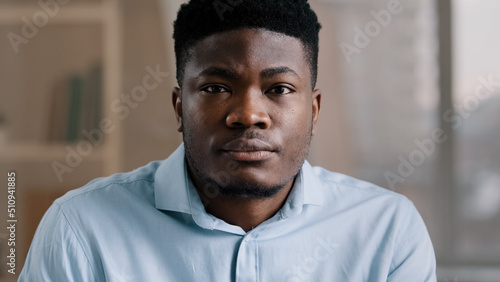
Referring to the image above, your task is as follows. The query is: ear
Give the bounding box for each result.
[172,87,183,132]
[311,89,321,136]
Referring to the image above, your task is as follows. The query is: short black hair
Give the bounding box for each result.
[173,0,322,89]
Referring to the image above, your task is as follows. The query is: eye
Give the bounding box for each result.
[201,85,229,93]
[267,85,294,95]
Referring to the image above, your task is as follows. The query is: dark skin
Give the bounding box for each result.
[172,28,321,232]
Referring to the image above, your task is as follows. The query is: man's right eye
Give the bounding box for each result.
[202,85,228,93]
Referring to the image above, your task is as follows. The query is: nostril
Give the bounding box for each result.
[254,121,267,129]
[231,121,244,127]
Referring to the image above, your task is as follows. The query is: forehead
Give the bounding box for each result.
[184,29,310,83]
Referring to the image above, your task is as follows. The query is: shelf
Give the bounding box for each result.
[0,142,104,163]
[0,2,107,25]
[0,1,123,279]
[0,0,123,177]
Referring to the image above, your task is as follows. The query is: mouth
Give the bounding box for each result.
[220,138,276,162]
[223,150,274,162]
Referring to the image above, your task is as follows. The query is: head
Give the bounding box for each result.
[172,0,322,199]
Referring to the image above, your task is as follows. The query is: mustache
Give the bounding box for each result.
[218,131,279,151]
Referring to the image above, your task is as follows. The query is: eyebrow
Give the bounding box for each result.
[196,66,300,80]
[196,67,240,80]
[260,66,300,80]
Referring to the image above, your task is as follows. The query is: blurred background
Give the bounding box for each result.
[0,0,498,281]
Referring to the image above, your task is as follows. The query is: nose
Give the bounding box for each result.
[225,91,271,129]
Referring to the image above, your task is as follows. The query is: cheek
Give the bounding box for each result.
[277,106,312,158]
[280,104,311,133]
[185,95,227,122]
[183,100,223,147]
[183,99,210,129]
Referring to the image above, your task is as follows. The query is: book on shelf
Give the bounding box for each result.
[47,63,103,144]
[65,74,84,143]
[81,64,103,142]
[47,78,69,143]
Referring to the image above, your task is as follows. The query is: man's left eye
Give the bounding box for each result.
[268,86,293,95]
[202,85,228,93]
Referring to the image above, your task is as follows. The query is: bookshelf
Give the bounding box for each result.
[0,0,123,279]
[0,0,124,176]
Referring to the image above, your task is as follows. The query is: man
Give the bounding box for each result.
[20,0,436,281]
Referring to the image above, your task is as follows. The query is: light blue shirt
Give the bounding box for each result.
[20,144,436,281]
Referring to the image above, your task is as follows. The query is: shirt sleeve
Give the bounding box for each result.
[387,200,437,282]
[19,202,99,282]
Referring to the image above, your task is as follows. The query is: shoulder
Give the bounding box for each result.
[312,165,411,205]
[308,165,420,236]
[56,160,163,206]
[311,166,435,268]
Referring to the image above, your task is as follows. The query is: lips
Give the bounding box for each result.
[220,138,276,161]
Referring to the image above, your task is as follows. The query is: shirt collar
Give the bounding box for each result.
[279,160,324,219]
[154,144,191,213]
[154,144,324,222]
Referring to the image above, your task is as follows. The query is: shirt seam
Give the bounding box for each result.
[388,199,413,274]
[57,178,155,204]
[255,239,260,282]
[55,202,101,281]
[321,178,407,200]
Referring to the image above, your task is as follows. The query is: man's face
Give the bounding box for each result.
[173,28,321,198]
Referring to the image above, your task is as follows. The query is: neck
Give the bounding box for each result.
[194,180,294,232]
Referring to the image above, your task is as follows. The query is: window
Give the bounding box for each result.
[308,0,500,280]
